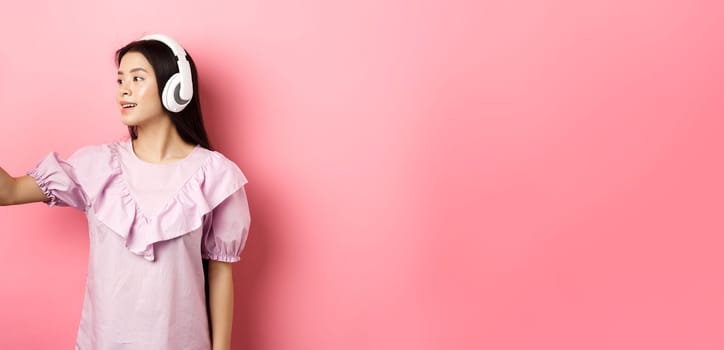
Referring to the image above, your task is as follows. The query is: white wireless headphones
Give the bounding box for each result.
[139,34,193,113]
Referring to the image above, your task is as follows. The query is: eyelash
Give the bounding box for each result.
[117,76,144,85]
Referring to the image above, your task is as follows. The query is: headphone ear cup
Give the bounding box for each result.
[162,73,189,113]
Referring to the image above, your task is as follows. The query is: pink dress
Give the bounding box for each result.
[27,139,251,350]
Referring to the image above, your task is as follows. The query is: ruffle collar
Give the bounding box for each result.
[91,142,247,261]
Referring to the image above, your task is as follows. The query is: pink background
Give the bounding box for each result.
[1,0,723,349]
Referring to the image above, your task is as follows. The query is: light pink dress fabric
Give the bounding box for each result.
[27,139,250,350]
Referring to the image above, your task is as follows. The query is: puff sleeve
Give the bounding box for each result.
[26,150,90,211]
[201,186,251,263]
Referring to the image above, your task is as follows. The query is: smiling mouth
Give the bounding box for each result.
[122,103,137,109]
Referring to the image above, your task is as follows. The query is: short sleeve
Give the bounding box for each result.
[27,151,89,211]
[201,186,251,263]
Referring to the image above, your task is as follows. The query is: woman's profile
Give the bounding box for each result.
[0,34,251,350]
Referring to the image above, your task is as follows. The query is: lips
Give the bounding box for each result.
[120,101,137,114]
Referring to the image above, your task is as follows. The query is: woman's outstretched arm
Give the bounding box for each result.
[0,166,47,206]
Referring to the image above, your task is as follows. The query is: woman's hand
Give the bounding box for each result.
[0,167,47,206]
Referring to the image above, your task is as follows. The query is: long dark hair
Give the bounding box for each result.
[116,38,216,334]
[116,39,213,151]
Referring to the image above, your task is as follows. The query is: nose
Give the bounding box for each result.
[118,82,131,97]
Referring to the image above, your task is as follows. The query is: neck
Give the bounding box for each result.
[132,116,195,163]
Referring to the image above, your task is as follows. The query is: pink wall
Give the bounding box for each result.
[1,0,723,349]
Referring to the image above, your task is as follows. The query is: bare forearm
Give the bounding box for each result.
[208,261,234,350]
[0,166,47,206]
[0,166,15,205]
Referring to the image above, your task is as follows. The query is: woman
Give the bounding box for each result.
[0,34,250,350]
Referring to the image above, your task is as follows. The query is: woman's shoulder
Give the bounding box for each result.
[198,148,249,186]
[60,142,118,166]
[69,139,139,158]
[66,141,248,185]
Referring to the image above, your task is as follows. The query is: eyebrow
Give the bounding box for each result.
[117,67,148,75]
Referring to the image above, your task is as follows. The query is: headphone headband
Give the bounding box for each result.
[139,34,193,112]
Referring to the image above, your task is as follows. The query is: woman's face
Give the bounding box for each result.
[116,52,165,127]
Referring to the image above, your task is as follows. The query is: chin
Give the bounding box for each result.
[120,114,141,127]
[121,110,166,128]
